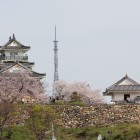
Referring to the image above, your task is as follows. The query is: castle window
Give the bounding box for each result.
[10,52,18,56]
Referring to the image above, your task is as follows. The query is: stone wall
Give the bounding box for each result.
[52,104,140,128]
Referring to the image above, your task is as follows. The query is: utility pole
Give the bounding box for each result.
[52,123,56,140]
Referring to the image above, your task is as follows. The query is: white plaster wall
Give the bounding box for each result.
[112,92,140,101]
[5,51,10,56]
[8,41,18,46]
[18,52,24,56]
[8,65,26,73]
[113,92,124,101]
[5,51,24,57]
[130,93,140,100]
[8,66,20,72]
[118,79,135,85]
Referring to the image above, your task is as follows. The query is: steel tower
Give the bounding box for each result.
[52,26,59,98]
[53,26,59,82]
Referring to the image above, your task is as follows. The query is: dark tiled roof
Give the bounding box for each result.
[3,61,34,66]
[103,75,140,95]
[108,75,139,88]
[0,62,45,78]
[0,72,46,78]
[107,85,140,91]
[0,35,30,50]
[31,71,46,77]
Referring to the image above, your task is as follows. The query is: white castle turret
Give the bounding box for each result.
[0,34,45,79]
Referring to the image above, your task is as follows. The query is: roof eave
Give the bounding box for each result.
[103,92,112,96]
[31,74,46,79]
[1,47,30,50]
[106,90,140,92]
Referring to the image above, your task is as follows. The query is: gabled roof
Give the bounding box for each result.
[0,62,45,78]
[103,75,140,95]
[0,34,30,50]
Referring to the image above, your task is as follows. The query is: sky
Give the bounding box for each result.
[0,0,140,102]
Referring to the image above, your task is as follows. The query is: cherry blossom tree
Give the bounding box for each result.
[0,72,48,103]
[53,80,104,105]
[0,72,48,137]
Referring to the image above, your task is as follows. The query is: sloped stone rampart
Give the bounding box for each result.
[52,104,140,128]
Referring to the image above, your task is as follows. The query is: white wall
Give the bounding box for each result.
[113,92,124,101]
[5,51,10,56]
[8,65,26,73]
[4,51,24,57]
[118,79,135,85]
[130,93,140,100]
[112,92,140,101]
[18,52,24,56]
[8,41,18,46]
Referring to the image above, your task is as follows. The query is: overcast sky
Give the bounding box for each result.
[1,0,140,102]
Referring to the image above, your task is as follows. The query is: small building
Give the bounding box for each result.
[103,75,140,103]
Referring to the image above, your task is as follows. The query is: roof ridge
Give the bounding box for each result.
[115,85,140,86]
[0,62,30,73]
[0,62,46,77]
[107,75,139,89]
[1,36,30,49]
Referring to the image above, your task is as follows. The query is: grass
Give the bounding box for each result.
[3,126,35,140]
[1,124,140,140]
[54,124,140,140]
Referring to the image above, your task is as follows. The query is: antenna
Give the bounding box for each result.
[53,26,59,82]
[55,26,56,41]
[52,26,59,98]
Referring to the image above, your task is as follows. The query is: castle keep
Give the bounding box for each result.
[0,34,45,78]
